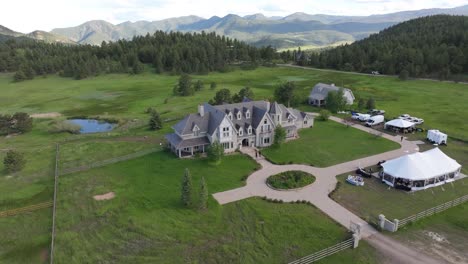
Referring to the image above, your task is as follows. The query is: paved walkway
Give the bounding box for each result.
[214,116,419,238]
[213,117,444,263]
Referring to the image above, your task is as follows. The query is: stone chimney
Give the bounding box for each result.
[266,100,270,111]
[198,104,204,117]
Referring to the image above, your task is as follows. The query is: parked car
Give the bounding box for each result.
[368,109,386,116]
[358,114,371,122]
[409,117,424,125]
[398,114,410,119]
[365,115,385,126]
[371,71,380,75]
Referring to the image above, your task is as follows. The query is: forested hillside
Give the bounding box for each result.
[0,31,275,81]
[300,15,468,80]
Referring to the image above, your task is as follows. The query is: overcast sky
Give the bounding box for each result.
[2,0,468,33]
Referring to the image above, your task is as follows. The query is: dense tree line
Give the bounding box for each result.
[284,15,468,80]
[0,31,276,81]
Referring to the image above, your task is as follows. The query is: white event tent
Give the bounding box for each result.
[384,119,415,130]
[381,148,462,191]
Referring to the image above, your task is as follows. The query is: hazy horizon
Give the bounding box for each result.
[2,0,468,33]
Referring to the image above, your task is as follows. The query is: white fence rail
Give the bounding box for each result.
[289,237,355,264]
[399,194,468,227]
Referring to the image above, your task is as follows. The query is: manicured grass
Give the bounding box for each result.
[330,173,468,225]
[267,171,315,190]
[53,152,350,263]
[262,120,400,167]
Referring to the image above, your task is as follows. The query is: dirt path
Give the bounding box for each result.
[278,64,468,85]
[30,112,62,118]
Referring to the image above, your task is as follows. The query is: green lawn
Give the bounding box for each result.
[262,120,400,167]
[330,173,468,225]
[53,152,350,263]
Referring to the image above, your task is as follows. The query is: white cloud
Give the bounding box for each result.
[1,0,467,32]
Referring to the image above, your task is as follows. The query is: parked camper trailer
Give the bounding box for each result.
[365,115,384,126]
[427,130,448,145]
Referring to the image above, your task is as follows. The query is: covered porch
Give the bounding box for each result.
[165,133,211,158]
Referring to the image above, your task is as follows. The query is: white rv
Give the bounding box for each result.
[427,130,448,145]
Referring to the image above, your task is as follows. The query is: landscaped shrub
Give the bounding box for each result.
[267,171,315,190]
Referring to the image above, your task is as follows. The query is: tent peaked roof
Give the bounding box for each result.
[382,148,461,181]
[385,119,415,128]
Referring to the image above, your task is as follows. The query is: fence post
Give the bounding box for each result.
[378,214,386,230]
[393,219,399,232]
[352,233,360,248]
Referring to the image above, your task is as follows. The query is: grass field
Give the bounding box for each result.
[262,120,399,167]
[1,65,468,263]
[330,173,468,224]
[53,152,350,263]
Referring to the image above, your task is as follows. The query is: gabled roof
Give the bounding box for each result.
[173,113,210,135]
[309,83,354,100]
[382,148,461,180]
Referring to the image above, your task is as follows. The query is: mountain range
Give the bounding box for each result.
[2,5,468,49]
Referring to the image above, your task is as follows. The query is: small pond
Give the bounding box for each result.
[68,119,116,134]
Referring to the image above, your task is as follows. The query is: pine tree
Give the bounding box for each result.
[357,98,365,110]
[4,150,25,173]
[210,89,232,105]
[273,125,286,146]
[181,168,193,207]
[366,98,376,110]
[149,110,163,130]
[194,80,204,91]
[199,176,208,210]
[13,70,27,82]
[207,141,224,165]
[275,81,296,107]
[210,82,217,90]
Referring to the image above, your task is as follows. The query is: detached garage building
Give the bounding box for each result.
[381,148,462,191]
[308,83,355,106]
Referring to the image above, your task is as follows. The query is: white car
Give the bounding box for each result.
[398,114,410,119]
[352,113,362,120]
[358,114,371,122]
[410,118,424,125]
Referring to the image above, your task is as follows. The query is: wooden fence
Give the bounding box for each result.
[0,201,53,217]
[288,237,355,264]
[49,144,60,264]
[59,147,160,175]
[399,194,468,227]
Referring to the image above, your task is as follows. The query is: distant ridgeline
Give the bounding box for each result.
[0,31,276,81]
[291,15,468,81]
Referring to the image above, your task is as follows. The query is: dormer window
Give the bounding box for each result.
[239,129,243,136]
[228,113,233,120]
[248,126,252,135]
[237,112,241,120]
[245,110,250,119]
[193,125,200,137]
